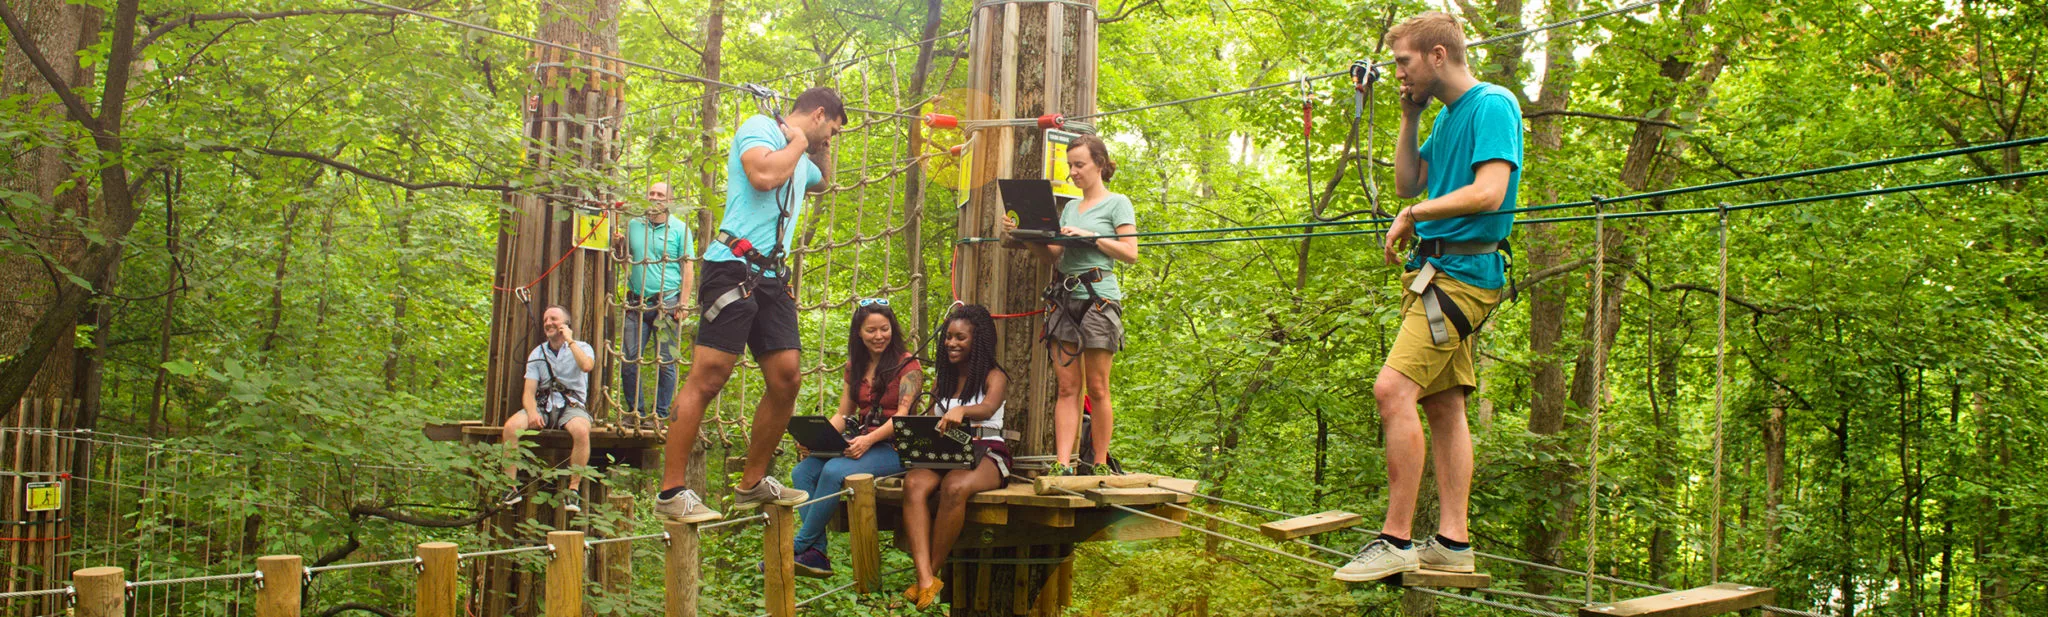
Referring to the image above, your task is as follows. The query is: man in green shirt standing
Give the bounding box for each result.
[613,182,696,424]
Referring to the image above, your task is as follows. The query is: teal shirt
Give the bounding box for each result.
[1056,193,1137,301]
[703,114,824,276]
[1404,82,1523,290]
[625,217,695,296]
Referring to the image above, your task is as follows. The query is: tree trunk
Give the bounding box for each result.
[385,201,414,391]
[1764,402,1786,552]
[1517,0,1582,592]
[900,0,945,347]
[686,0,724,501]
[260,200,307,356]
[148,172,181,435]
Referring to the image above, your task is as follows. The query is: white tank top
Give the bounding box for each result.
[933,392,1004,437]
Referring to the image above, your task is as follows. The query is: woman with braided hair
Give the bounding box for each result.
[899,304,1009,608]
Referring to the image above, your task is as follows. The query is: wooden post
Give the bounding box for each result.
[663,521,699,617]
[256,555,303,617]
[762,504,797,617]
[601,494,635,610]
[845,473,882,593]
[416,542,458,617]
[73,566,125,617]
[546,531,586,617]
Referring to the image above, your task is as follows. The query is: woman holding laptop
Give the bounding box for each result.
[787,299,920,578]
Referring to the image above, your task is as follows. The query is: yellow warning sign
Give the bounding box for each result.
[1042,129,1084,200]
[25,481,61,512]
[574,209,612,251]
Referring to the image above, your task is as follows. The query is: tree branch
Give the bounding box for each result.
[315,603,398,617]
[194,146,528,192]
[0,0,98,127]
[1661,283,1792,315]
[138,7,415,49]
[1096,0,1161,24]
[1523,109,1682,128]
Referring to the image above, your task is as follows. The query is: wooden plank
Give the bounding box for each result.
[74,566,125,617]
[1391,570,1492,589]
[546,531,585,617]
[417,542,459,617]
[969,503,1010,525]
[1259,510,1365,541]
[1011,546,1030,615]
[846,474,882,594]
[663,521,699,617]
[761,506,796,617]
[1083,487,1180,506]
[1579,583,1775,617]
[1009,506,1075,528]
[971,551,989,610]
[256,555,303,617]
[1032,473,1158,495]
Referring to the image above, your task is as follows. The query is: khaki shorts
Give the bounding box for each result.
[1385,270,1502,398]
[1044,298,1124,352]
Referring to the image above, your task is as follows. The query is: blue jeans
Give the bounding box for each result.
[791,445,904,553]
[621,292,681,418]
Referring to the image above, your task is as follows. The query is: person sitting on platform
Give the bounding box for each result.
[612,181,696,426]
[900,304,1010,609]
[788,299,921,578]
[653,87,844,523]
[1334,11,1520,582]
[1002,134,1138,477]
[498,306,598,514]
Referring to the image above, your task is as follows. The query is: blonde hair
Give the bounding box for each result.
[1388,12,1468,65]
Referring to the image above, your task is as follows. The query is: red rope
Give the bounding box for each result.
[492,209,615,293]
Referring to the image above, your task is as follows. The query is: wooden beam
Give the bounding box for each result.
[545,531,585,617]
[663,521,699,617]
[1083,487,1180,506]
[416,542,458,617]
[846,474,882,594]
[256,555,302,617]
[1258,510,1364,541]
[73,567,124,617]
[1579,583,1775,617]
[1031,473,1158,495]
[1010,506,1076,528]
[762,505,796,617]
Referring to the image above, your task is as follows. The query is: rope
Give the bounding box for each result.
[346,0,914,119]
[1068,0,1675,121]
[1710,203,1729,579]
[491,210,612,293]
[584,532,667,546]
[1047,487,1341,572]
[306,558,420,574]
[128,571,260,588]
[456,545,551,560]
[952,136,2048,245]
[699,512,769,532]
[0,587,69,600]
[1582,198,1609,604]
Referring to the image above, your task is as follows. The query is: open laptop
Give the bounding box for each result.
[998,179,1095,247]
[786,416,852,458]
[891,416,978,470]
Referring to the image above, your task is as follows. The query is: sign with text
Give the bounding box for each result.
[1042,129,1084,200]
[25,482,60,512]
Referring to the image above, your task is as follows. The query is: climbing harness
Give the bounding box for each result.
[1408,238,1512,345]
[1038,268,1117,364]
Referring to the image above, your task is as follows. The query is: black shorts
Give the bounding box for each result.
[694,260,801,357]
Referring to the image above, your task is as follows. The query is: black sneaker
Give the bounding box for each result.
[562,491,583,514]
[499,487,524,508]
[793,547,833,578]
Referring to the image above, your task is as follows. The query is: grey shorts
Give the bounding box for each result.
[542,406,592,430]
[1044,298,1124,352]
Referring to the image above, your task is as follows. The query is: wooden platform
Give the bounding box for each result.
[864,476,1198,549]
[1259,510,1364,540]
[424,420,667,449]
[1580,583,1774,617]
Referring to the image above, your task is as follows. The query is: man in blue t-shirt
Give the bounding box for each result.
[1336,11,1522,583]
[656,87,843,523]
[613,182,696,423]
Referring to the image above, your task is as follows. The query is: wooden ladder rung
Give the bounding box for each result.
[1579,583,1775,617]
[1257,510,1363,540]
[1391,570,1491,589]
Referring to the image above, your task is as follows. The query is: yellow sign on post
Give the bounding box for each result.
[574,208,612,251]
[1042,129,1084,199]
[25,481,61,512]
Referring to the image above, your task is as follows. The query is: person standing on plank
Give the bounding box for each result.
[613,182,696,426]
[1334,11,1521,582]
[654,88,844,523]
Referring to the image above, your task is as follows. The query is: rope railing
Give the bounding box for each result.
[126,571,260,588]
[306,557,419,574]
[0,587,70,601]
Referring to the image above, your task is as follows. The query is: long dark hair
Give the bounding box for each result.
[844,303,909,393]
[933,304,1001,402]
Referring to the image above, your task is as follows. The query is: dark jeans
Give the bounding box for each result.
[622,291,681,418]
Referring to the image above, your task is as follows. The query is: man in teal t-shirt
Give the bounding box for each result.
[655,87,844,524]
[1336,11,1522,584]
[612,181,696,421]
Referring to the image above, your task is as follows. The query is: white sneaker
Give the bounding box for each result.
[1417,538,1475,573]
[1332,539,1419,582]
[655,488,723,523]
[732,476,808,509]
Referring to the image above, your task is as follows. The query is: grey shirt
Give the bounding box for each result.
[525,340,594,409]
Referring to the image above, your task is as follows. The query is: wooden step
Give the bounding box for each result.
[1580,583,1774,617]
[1392,570,1491,589]
[1082,487,1180,506]
[1031,473,1159,495]
[1258,510,1363,540]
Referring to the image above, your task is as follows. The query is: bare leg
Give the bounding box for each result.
[929,459,1004,579]
[1374,365,1426,539]
[500,411,540,480]
[1051,342,1084,466]
[661,345,739,492]
[1082,349,1117,466]
[740,349,801,489]
[1421,389,1472,542]
[563,416,592,491]
[902,469,943,587]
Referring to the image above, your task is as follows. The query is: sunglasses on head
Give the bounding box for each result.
[858,298,891,308]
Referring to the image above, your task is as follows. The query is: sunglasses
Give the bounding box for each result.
[857,298,891,308]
